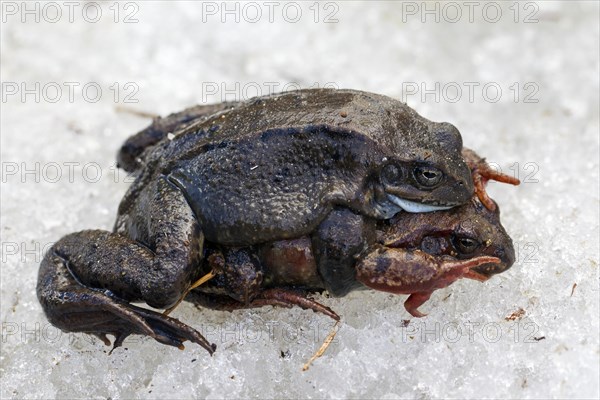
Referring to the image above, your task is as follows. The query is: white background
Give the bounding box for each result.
[1,1,599,398]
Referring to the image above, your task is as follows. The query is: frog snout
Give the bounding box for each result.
[454,176,475,203]
[471,244,515,277]
[500,243,516,270]
[428,174,474,207]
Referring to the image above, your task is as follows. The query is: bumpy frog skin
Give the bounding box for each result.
[115,89,474,247]
[37,190,514,354]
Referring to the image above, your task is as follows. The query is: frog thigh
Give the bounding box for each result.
[74,176,205,309]
[117,101,241,172]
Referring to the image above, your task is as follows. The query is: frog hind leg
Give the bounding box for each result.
[112,175,209,310]
[117,102,242,172]
[187,288,340,322]
[252,288,340,321]
[38,176,221,352]
[37,245,216,353]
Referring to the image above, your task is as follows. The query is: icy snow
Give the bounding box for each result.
[1,1,598,398]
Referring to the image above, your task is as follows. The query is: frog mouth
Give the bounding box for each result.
[387,194,454,213]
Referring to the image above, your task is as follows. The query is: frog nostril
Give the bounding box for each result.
[420,236,444,255]
[495,248,505,258]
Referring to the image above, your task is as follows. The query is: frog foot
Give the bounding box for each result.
[106,300,217,354]
[250,288,340,321]
[462,148,520,211]
[188,289,340,321]
[59,290,215,354]
[37,251,216,354]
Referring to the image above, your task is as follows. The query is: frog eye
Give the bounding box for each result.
[413,166,443,188]
[452,236,480,254]
[381,164,405,186]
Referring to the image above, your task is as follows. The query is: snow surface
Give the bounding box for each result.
[1,1,599,398]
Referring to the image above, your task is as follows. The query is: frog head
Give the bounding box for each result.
[382,195,515,277]
[355,196,515,317]
[370,121,475,216]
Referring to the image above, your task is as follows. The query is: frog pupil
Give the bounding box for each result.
[452,236,479,254]
[414,166,443,187]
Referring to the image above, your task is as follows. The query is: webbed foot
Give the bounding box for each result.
[37,250,216,354]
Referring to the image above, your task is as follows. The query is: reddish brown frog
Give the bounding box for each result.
[190,194,514,322]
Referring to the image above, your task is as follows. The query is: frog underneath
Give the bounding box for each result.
[38,193,514,354]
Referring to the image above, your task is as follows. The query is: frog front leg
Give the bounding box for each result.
[355,248,500,317]
[311,207,377,297]
[204,247,264,304]
[462,147,521,210]
[202,247,333,317]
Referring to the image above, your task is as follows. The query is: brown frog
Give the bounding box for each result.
[191,194,514,321]
[116,88,474,246]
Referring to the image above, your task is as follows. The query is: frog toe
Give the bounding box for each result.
[404,292,432,318]
[37,249,216,354]
[462,147,520,211]
[123,304,216,354]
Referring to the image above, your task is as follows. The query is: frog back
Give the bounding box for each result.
[130,89,455,246]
